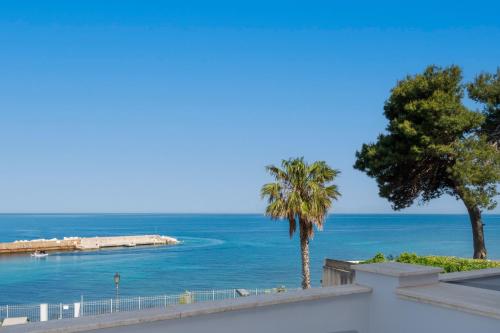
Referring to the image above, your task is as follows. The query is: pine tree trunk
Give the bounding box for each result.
[455,186,488,259]
[465,203,487,259]
[299,225,311,289]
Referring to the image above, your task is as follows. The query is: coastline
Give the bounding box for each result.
[0,214,499,305]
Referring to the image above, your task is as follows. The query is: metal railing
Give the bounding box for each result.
[0,304,41,322]
[0,287,290,323]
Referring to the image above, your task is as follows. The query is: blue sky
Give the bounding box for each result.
[1,1,499,213]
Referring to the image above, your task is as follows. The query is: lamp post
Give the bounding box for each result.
[114,272,120,312]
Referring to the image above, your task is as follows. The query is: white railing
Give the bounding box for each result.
[0,287,290,323]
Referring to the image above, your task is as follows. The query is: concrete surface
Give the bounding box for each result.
[0,285,371,333]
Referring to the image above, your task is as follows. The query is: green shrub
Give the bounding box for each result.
[363,252,500,273]
[396,252,500,273]
[362,252,386,263]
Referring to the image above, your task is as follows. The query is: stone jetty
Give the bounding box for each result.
[0,235,179,254]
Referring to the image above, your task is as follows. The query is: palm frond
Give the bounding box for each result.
[261,157,341,240]
[260,182,282,201]
[265,165,288,182]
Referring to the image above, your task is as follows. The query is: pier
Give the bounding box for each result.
[0,235,179,254]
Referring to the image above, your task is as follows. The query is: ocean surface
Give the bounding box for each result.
[0,214,499,305]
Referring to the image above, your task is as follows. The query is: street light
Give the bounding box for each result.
[114,272,120,312]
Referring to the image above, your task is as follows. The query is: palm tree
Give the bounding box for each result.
[261,157,340,289]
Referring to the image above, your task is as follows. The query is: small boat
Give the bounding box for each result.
[31,251,49,258]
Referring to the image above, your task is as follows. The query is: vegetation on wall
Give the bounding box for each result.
[363,252,500,273]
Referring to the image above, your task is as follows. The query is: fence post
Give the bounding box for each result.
[138,297,141,310]
[74,302,81,318]
[233,289,236,299]
[59,303,63,319]
[212,290,215,301]
[164,295,167,308]
[81,296,84,317]
[40,303,48,322]
[110,299,113,313]
[6,305,8,318]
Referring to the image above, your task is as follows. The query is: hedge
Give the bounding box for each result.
[362,252,500,273]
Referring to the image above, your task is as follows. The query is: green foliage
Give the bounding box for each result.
[261,157,341,238]
[467,68,500,146]
[449,136,500,209]
[363,252,500,273]
[354,65,500,211]
[354,65,500,258]
[362,252,386,263]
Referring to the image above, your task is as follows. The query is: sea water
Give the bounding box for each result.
[0,214,499,305]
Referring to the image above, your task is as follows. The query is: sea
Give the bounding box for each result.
[0,214,499,305]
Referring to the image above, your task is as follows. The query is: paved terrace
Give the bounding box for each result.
[2,263,500,333]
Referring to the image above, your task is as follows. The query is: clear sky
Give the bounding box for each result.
[1,1,499,213]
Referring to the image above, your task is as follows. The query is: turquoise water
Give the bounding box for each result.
[0,214,499,305]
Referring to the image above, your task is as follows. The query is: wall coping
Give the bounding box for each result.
[353,262,443,277]
[397,282,500,320]
[1,285,372,333]
[439,268,500,282]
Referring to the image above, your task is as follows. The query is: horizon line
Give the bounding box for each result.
[0,212,497,216]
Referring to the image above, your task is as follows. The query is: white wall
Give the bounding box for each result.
[87,293,370,333]
[394,297,500,333]
[356,270,500,333]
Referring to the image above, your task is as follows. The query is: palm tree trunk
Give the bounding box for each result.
[299,225,311,289]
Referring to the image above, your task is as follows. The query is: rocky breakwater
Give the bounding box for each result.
[76,235,179,250]
[0,235,179,254]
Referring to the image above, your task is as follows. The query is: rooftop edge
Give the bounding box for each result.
[397,282,500,320]
[353,262,443,277]
[1,285,372,333]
